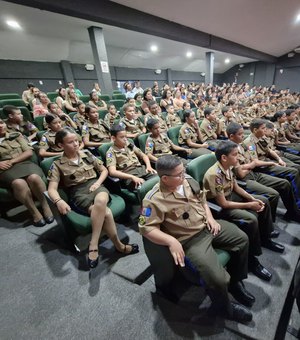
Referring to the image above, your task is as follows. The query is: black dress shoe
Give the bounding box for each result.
[87,249,99,269]
[262,239,285,253]
[117,243,139,255]
[229,281,255,307]
[226,302,253,323]
[270,230,280,238]
[250,262,272,281]
[45,216,55,224]
[33,218,46,227]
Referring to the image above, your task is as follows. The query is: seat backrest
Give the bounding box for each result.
[36,130,47,141]
[79,95,90,103]
[33,115,46,131]
[186,153,217,184]
[100,94,111,102]
[98,109,108,120]
[47,92,58,102]
[98,142,113,164]
[40,155,61,176]
[138,133,150,153]
[109,99,125,110]
[155,97,161,104]
[112,94,126,100]
[19,106,33,122]
[137,176,160,203]
[0,99,26,108]
[167,125,182,146]
[112,90,122,94]
[0,93,20,100]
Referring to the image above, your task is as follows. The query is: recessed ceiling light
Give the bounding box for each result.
[6,20,21,29]
[296,14,300,23]
[225,58,230,64]
[150,45,158,52]
[186,51,192,58]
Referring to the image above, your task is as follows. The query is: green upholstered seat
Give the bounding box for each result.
[0,93,21,100]
[79,95,90,103]
[167,125,182,146]
[40,156,126,236]
[99,94,111,102]
[112,94,126,100]
[137,133,150,153]
[186,153,217,185]
[46,92,58,102]
[109,99,125,111]
[33,115,46,131]
[0,99,26,108]
[112,90,122,94]
[98,109,108,120]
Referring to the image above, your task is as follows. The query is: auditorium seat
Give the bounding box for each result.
[167,125,182,145]
[0,99,26,108]
[112,94,126,100]
[0,93,21,100]
[109,99,125,110]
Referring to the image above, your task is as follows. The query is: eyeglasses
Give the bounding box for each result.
[163,169,186,178]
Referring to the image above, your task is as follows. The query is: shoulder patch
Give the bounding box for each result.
[141,207,152,217]
[248,145,256,151]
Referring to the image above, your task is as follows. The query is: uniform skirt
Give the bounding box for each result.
[0,160,44,188]
[68,178,110,215]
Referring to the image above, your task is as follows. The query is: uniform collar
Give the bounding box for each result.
[250,133,259,143]
[59,151,86,165]
[216,161,233,180]
[159,178,190,199]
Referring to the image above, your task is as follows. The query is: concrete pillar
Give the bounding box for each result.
[88,26,113,95]
[205,52,214,85]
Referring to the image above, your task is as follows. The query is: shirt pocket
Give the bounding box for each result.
[82,164,96,179]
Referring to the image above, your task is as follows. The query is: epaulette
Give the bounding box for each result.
[145,183,160,199]
[8,132,21,140]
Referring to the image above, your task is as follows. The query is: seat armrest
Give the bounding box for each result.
[207,201,222,213]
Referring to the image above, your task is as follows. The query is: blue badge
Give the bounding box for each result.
[142,207,152,217]
[248,145,255,151]
[107,152,113,158]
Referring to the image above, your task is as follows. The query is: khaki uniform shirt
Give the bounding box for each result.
[138,178,207,242]
[204,161,235,199]
[200,118,217,141]
[274,122,288,143]
[144,113,167,131]
[119,117,144,134]
[178,122,199,146]
[236,144,254,165]
[145,133,173,157]
[48,150,103,187]
[72,113,87,130]
[5,120,38,137]
[166,113,182,128]
[81,120,110,143]
[104,112,120,127]
[39,130,63,152]
[106,143,144,172]
[242,133,269,161]
[0,132,32,161]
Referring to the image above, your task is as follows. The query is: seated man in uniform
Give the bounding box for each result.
[106,124,157,191]
[203,141,285,282]
[139,155,254,323]
[199,107,221,150]
[145,118,191,165]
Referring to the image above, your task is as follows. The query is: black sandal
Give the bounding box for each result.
[118,243,139,255]
[88,249,99,269]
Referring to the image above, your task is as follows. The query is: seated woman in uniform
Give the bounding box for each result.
[178,110,211,158]
[47,128,139,268]
[0,118,53,227]
[39,114,83,159]
[88,91,107,110]
[44,102,77,131]
[82,106,111,151]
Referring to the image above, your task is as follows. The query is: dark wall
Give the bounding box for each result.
[0,60,64,94]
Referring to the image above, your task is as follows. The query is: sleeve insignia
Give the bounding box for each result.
[138,215,146,225]
[248,145,255,151]
[141,207,152,217]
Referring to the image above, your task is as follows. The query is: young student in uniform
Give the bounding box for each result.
[199,107,221,150]
[218,106,235,139]
[226,122,300,223]
[3,105,38,142]
[165,104,182,128]
[139,154,254,323]
[145,118,191,165]
[243,119,300,210]
[104,104,121,128]
[284,109,300,143]
[0,118,53,227]
[47,128,139,269]
[46,102,77,131]
[265,120,300,165]
[144,101,168,133]
[72,101,86,132]
[204,141,285,282]
[81,105,111,151]
[106,124,157,191]
[178,110,211,158]
[119,103,146,139]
